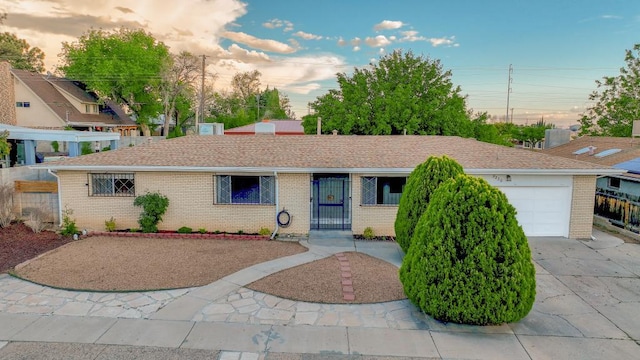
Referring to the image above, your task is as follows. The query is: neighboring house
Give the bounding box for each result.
[39,135,621,239]
[542,135,640,232]
[0,63,137,135]
[225,119,304,135]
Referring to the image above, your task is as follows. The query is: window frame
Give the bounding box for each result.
[608,177,621,190]
[361,176,407,206]
[215,175,275,205]
[89,173,135,197]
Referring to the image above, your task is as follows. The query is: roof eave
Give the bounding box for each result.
[37,165,624,176]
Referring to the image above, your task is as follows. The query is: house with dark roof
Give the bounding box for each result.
[543,136,640,231]
[39,134,621,239]
[2,66,137,135]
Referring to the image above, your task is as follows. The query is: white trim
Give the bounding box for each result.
[1,124,120,142]
[36,164,625,177]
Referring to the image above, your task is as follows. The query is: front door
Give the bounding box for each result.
[311,174,351,230]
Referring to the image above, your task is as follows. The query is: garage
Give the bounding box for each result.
[498,186,571,237]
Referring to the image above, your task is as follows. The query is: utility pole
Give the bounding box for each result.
[510,108,514,123]
[199,55,206,134]
[506,64,513,123]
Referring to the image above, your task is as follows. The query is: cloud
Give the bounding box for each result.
[428,36,458,47]
[399,30,426,42]
[114,6,134,14]
[283,83,322,95]
[351,37,361,46]
[293,31,322,40]
[223,44,272,63]
[353,46,360,52]
[262,18,294,31]
[600,14,622,20]
[373,20,404,31]
[221,31,297,54]
[337,37,347,46]
[365,35,392,47]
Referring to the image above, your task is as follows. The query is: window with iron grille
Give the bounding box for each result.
[361,176,406,205]
[90,173,135,197]
[215,175,275,204]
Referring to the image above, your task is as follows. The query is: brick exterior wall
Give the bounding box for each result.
[569,175,597,239]
[59,171,311,235]
[351,174,399,237]
[0,62,17,125]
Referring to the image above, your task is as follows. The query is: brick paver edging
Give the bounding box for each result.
[89,231,270,240]
[335,252,355,301]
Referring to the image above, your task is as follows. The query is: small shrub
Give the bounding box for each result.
[198,228,207,234]
[237,230,244,235]
[177,226,193,234]
[24,204,51,233]
[0,184,17,228]
[363,227,375,240]
[394,155,464,253]
[133,191,169,233]
[104,217,117,232]
[51,140,59,152]
[258,227,271,236]
[80,142,93,155]
[60,206,79,236]
[399,175,536,325]
[129,228,139,232]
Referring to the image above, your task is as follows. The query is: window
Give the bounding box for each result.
[216,175,274,204]
[361,176,406,205]
[15,101,29,108]
[90,173,135,197]
[608,177,621,189]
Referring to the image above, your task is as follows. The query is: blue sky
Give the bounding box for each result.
[3,0,639,126]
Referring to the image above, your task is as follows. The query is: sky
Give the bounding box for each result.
[1,0,639,127]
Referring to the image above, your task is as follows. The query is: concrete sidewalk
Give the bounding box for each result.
[0,233,639,359]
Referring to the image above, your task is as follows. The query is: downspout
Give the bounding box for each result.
[47,169,63,227]
[270,171,279,239]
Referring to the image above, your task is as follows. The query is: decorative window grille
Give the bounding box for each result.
[361,176,406,205]
[90,173,135,197]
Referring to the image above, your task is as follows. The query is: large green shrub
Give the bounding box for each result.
[394,155,464,253]
[399,174,536,325]
[133,192,169,233]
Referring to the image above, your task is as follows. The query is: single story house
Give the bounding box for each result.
[542,135,640,231]
[39,135,622,239]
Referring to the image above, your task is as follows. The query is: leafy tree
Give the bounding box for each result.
[394,156,464,253]
[302,50,472,136]
[232,70,262,101]
[0,32,45,72]
[59,28,171,135]
[471,113,513,147]
[400,175,536,325]
[511,119,552,148]
[159,51,201,137]
[579,44,640,137]
[0,130,10,157]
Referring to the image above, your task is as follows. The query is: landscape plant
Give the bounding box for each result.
[51,140,59,153]
[177,226,192,234]
[258,227,271,236]
[363,227,375,240]
[60,206,79,236]
[198,228,207,234]
[0,183,16,228]
[104,217,116,232]
[399,174,536,325]
[24,204,50,233]
[394,155,464,252]
[133,191,169,233]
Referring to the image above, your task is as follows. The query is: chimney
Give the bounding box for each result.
[317,117,321,135]
[0,62,17,125]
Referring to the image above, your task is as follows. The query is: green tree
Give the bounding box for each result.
[0,32,45,72]
[159,51,201,137]
[471,113,513,147]
[511,120,552,148]
[579,44,640,137]
[59,28,171,135]
[302,50,472,136]
[0,130,11,157]
[394,156,464,253]
[400,175,536,325]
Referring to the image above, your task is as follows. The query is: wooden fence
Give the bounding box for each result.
[594,191,640,233]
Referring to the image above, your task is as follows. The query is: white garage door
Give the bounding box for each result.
[498,186,571,237]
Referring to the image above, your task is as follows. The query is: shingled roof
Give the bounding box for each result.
[11,69,136,127]
[542,136,640,166]
[41,135,622,175]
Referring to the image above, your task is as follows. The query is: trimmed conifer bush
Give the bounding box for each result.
[399,174,536,325]
[394,155,464,253]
